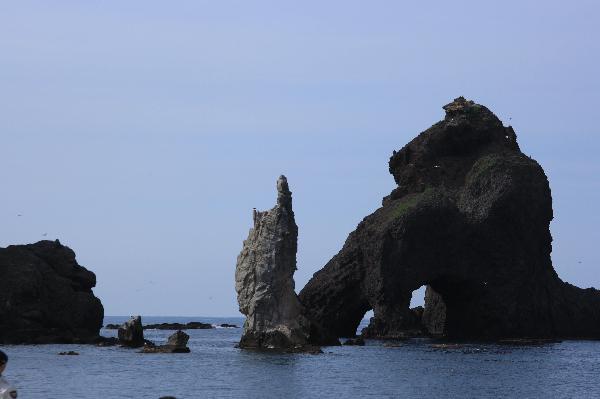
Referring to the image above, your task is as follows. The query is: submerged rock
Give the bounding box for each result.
[0,240,104,344]
[58,351,79,356]
[118,316,145,348]
[235,176,320,351]
[300,97,600,340]
[219,323,239,328]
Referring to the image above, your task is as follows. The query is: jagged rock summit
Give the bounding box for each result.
[0,240,104,344]
[118,315,145,348]
[300,97,600,341]
[235,175,317,351]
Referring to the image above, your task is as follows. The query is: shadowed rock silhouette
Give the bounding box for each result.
[299,97,600,341]
[0,240,103,344]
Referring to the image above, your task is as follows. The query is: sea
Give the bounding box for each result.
[3,316,600,398]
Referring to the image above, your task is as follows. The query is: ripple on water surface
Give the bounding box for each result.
[3,317,600,398]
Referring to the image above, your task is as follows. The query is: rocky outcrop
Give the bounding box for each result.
[0,240,104,344]
[118,316,145,348]
[142,330,190,353]
[362,306,424,339]
[106,321,221,330]
[235,176,322,350]
[300,97,600,341]
[421,286,446,336]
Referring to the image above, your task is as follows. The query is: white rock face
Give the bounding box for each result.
[235,175,311,349]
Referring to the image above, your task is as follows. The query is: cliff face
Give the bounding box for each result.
[300,97,600,340]
[235,176,314,349]
[0,240,104,344]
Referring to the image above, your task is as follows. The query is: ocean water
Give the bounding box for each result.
[3,316,600,398]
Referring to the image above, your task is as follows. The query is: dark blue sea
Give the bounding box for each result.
[3,316,600,398]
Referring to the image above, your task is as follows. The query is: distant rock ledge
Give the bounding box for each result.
[0,240,104,344]
[104,322,239,330]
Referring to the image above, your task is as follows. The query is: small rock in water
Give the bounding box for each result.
[219,323,239,328]
[343,337,365,346]
[142,330,191,354]
[95,336,119,346]
[167,330,190,349]
[58,351,79,355]
[118,316,145,348]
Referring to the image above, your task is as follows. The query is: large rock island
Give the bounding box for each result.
[235,176,323,351]
[0,240,104,344]
[300,97,600,341]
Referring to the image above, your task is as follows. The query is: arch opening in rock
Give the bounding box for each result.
[410,286,426,308]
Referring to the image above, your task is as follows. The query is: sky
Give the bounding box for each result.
[0,1,599,316]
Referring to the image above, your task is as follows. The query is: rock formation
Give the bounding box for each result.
[235,175,317,350]
[300,97,600,340]
[0,240,104,344]
[142,330,190,353]
[421,286,446,336]
[118,316,145,348]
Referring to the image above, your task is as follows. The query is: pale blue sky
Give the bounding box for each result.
[1,1,599,316]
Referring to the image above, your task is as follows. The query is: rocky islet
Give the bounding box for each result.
[300,97,600,341]
[234,175,325,351]
[2,97,599,348]
[0,240,103,344]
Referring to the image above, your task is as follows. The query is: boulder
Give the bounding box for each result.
[141,330,190,353]
[299,97,600,340]
[118,316,145,348]
[166,330,189,347]
[235,175,329,350]
[362,306,424,339]
[0,240,104,344]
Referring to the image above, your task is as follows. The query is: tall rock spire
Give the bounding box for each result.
[235,175,314,350]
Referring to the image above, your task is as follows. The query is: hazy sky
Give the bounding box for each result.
[1,1,599,316]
